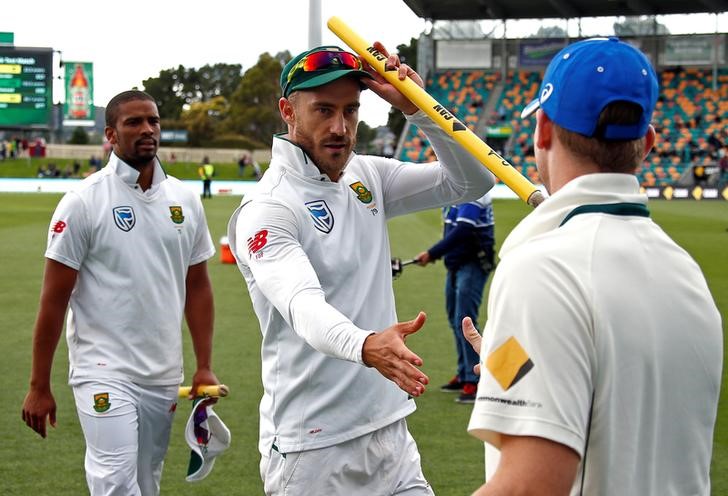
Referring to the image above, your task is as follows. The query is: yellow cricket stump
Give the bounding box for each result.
[327,16,544,208]
[178,384,229,398]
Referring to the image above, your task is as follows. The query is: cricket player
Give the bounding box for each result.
[227,44,494,494]
[21,90,220,496]
[465,38,723,495]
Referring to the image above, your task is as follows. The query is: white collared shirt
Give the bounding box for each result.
[228,110,494,454]
[46,153,215,385]
[468,173,722,495]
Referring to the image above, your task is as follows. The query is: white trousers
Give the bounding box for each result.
[260,418,435,495]
[72,379,178,496]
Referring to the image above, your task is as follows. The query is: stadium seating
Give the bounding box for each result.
[398,70,499,162]
[398,66,728,187]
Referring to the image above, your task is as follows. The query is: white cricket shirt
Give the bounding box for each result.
[468,174,722,495]
[46,153,215,386]
[229,111,494,454]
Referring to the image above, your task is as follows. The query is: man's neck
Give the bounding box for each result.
[547,143,600,194]
[135,163,155,191]
[118,156,155,191]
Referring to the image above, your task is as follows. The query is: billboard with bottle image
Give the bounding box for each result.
[63,61,94,126]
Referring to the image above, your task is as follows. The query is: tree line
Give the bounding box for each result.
[141,52,288,149]
[138,38,420,152]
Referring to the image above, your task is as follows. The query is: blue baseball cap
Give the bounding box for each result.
[521,37,658,140]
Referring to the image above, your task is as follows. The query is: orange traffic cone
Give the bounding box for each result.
[219,236,236,264]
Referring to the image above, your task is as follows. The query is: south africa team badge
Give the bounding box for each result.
[349,181,373,204]
[169,206,185,224]
[93,392,111,413]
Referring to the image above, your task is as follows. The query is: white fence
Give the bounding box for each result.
[43,144,271,164]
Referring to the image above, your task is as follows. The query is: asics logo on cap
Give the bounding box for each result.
[540,83,554,104]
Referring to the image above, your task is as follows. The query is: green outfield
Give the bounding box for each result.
[0,157,265,181]
[1,193,726,495]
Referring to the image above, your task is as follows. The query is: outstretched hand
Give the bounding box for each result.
[462,316,482,375]
[361,41,422,115]
[362,312,429,396]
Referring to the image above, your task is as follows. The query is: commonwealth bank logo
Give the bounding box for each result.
[486,336,534,391]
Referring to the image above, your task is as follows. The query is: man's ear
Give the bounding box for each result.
[279,97,295,126]
[643,125,656,160]
[104,126,116,145]
[535,109,553,150]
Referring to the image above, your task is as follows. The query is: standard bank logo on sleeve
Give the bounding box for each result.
[112,206,136,232]
[305,200,334,233]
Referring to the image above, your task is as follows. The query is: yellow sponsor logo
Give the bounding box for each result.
[486,336,534,391]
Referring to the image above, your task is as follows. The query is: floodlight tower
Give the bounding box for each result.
[309,0,322,48]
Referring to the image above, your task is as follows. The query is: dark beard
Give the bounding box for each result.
[116,140,158,170]
[294,129,356,179]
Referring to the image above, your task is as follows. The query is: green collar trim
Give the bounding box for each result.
[559,202,650,227]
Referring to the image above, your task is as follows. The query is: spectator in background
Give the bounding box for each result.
[238,152,251,177]
[415,192,495,404]
[32,137,45,158]
[250,157,262,180]
[84,155,102,178]
[719,147,728,188]
[0,140,6,160]
[693,163,707,186]
[497,103,507,122]
[72,160,81,177]
[198,156,215,199]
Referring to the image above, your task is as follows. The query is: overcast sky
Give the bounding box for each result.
[4,1,726,126]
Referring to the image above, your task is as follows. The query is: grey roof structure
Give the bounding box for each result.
[402,0,727,21]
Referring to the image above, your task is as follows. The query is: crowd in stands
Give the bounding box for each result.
[399,66,728,188]
[35,155,103,179]
[0,137,50,160]
[399,69,499,163]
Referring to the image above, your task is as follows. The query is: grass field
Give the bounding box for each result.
[0,157,265,181]
[1,193,726,495]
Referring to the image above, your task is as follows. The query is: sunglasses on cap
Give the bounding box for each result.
[284,50,363,91]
